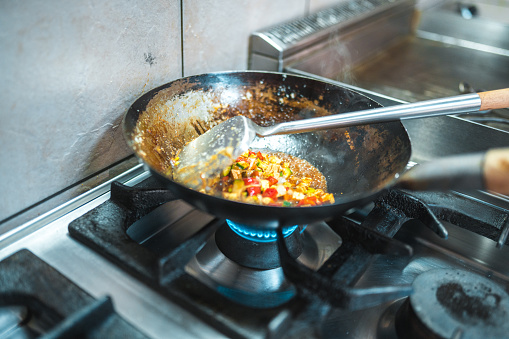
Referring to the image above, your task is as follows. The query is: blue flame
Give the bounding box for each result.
[226,219,304,243]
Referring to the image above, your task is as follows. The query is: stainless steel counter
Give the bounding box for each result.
[291,4,509,103]
[251,0,509,132]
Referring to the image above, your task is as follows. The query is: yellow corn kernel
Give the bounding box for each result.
[260,179,270,191]
[262,197,273,205]
[292,192,305,200]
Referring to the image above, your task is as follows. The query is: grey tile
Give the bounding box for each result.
[0,0,182,221]
[182,0,307,76]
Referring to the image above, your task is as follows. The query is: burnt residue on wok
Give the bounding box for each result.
[130,75,332,176]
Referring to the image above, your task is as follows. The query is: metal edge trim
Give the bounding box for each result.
[0,163,149,247]
[416,30,509,58]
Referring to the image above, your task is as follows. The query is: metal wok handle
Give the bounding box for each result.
[396,148,509,195]
[261,88,509,136]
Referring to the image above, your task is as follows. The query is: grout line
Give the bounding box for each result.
[180,0,184,76]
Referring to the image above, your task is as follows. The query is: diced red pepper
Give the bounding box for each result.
[249,150,256,156]
[221,176,229,183]
[256,151,264,160]
[246,186,261,196]
[243,177,260,186]
[297,196,317,206]
[267,176,278,186]
[236,156,248,162]
[262,188,278,199]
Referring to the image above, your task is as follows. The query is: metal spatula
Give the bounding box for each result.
[174,88,509,190]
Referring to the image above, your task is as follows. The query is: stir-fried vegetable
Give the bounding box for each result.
[216,150,335,207]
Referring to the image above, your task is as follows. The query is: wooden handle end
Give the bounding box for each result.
[484,148,509,195]
[478,88,509,111]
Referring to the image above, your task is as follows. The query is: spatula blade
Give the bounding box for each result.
[174,116,256,191]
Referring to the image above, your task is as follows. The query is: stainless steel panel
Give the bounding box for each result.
[249,0,416,71]
[333,35,509,103]
[418,5,509,51]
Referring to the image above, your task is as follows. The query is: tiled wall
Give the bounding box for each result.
[0,0,344,221]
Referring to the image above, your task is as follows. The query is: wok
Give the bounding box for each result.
[123,71,413,228]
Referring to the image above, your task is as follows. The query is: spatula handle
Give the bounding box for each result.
[478,88,509,110]
[262,89,509,137]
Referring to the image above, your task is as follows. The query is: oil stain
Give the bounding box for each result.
[144,52,156,66]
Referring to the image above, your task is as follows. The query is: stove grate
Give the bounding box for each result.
[68,177,509,338]
[0,250,147,339]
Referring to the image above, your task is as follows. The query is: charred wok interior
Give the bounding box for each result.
[124,72,411,226]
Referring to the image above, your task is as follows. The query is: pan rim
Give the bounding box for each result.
[123,70,412,227]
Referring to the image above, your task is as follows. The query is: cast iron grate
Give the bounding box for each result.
[0,249,148,339]
[69,177,293,339]
[68,176,509,338]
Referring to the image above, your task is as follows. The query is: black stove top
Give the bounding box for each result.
[65,174,509,338]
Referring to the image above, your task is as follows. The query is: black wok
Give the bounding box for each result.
[123,71,411,228]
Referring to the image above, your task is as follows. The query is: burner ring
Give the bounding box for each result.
[396,269,509,339]
[215,221,304,269]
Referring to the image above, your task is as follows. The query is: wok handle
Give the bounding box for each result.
[479,88,509,110]
[396,148,509,195]
[484,148,509,194]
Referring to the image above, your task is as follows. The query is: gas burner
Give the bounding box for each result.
[216,220,304,270]
[395,269,509,339]
[186,221,341,308]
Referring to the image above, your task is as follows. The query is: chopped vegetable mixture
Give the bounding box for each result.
[213,150,335,207]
